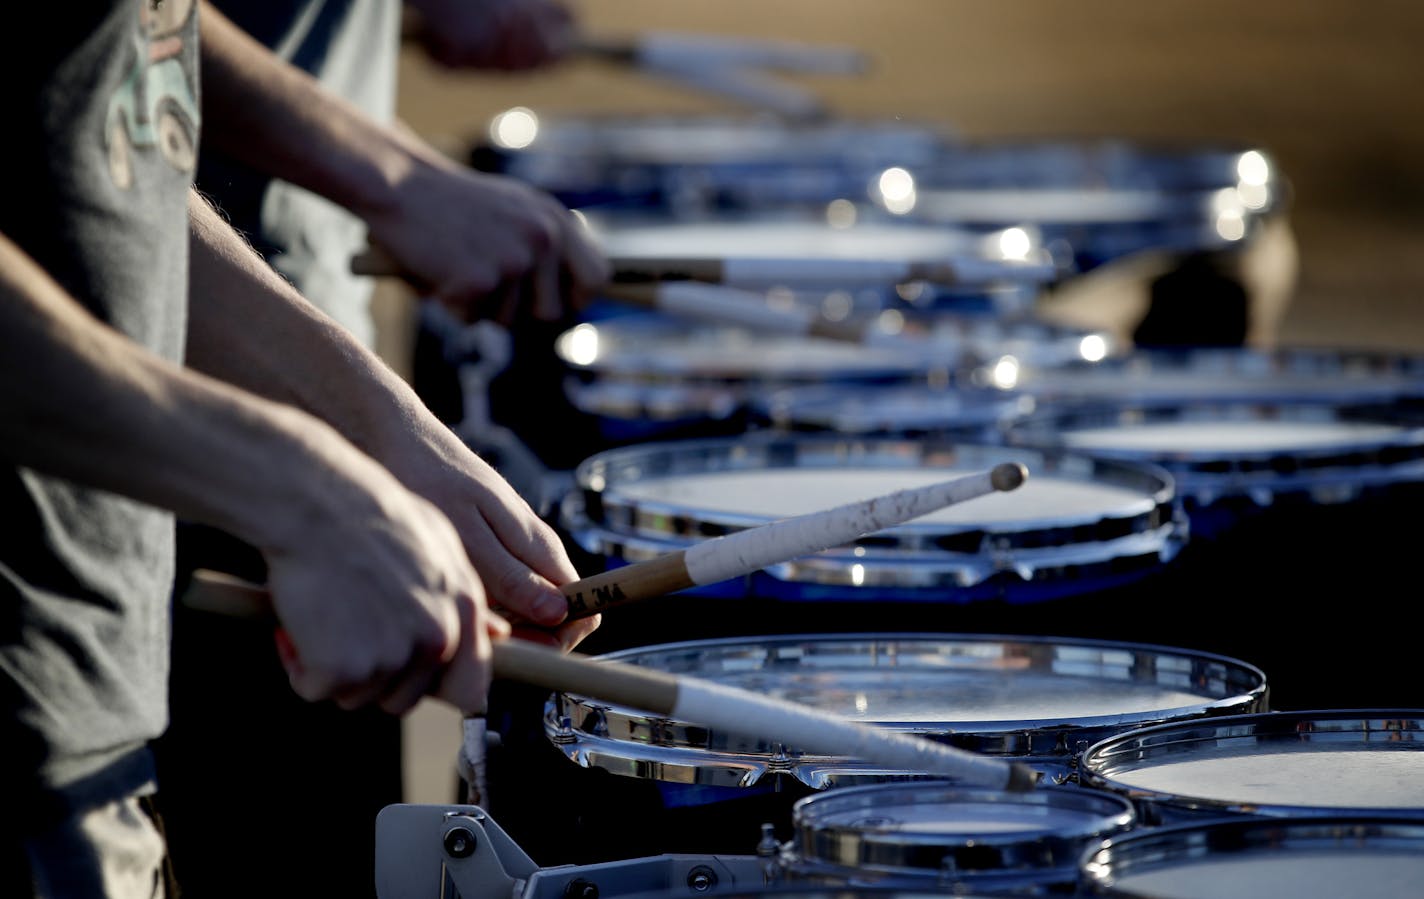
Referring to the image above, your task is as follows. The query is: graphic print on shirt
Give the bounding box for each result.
[107,0,200,189]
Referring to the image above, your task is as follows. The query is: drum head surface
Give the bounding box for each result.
[1081,817,1424,899]
[1080,711,1424,815]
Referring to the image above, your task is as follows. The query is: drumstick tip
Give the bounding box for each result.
[990,462,1029,492]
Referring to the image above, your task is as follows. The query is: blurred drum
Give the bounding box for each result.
[558,313,1114,450]
[1007,397,1424,537]
[521,633,1264,866]
[998,345,1424,408]
[582,206,1059,315]
[1077,816,1424,899]
[1002,389,1424,708]
[559,436,1186,645]
[769,780,1136,895]
[472,111,951,215]
[891,138,1285,272]
[886,138,1290,349]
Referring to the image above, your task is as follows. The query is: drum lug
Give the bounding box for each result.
[551,715,577,745]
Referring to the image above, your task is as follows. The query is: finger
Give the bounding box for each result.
[553,612,601,652]
[560,213,611,289]
[532,251,562,321]
[506,623,564,649]
[477,548,571,627]
[462,477,581,585]
[431,591,496,715]
[494,277,525,327]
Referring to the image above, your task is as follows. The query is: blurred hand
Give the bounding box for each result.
[363,155,609,324]
[263,459,511,717]
[406,0,578,71]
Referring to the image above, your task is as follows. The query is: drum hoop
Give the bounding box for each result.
[787,781,1136,876]
[544,634,1268,777]
[571,437,1179,553]
[1078,709,1424,818]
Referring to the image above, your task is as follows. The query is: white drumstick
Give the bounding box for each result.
[602,281,872,342]
[181,575,1040,793]
[562,462,1027,616]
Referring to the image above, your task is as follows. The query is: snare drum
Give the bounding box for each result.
[1077,710,1424,826]
[512,633,1265,867]
[1078,816,1424,899]
[1002,393,1424,708]
[474,111,951,215]
[583,207,1057,315]
[895,138,1285,272]
[1001,345,1424,408]
[558,313,1114,450]
[560,435,1186,646]
[771,780,1136,895]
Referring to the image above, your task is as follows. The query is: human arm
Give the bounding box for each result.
[196,1,607,322]
[184,192,599,651]
[0,223,504,715]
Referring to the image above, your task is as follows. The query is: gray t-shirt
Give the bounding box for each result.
[0,0,199,826]
[198,0,402,347]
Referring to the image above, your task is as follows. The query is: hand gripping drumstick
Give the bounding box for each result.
[561,461,1027,617]
[181,576,1040,793]
[185,463,1026,623]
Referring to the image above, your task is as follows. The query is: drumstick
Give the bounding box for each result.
[560,462,1026,617]
[576,32,869,77]
[350,246,1056,288]
[186,464,1026,622]
[180,574,1039,793]
[599,281,873,343]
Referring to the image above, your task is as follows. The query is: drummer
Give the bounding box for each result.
[0,3,597,897]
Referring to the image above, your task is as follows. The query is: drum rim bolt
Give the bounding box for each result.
[686,865,719,892]
[442,825,477,859]
[564,878,600,899]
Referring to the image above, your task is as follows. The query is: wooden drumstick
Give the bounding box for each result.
[560,462,1027,617]
[187,464,1026,622]
[179,574,1038,792]
[351,246,1054,289]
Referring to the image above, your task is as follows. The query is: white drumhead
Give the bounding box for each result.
[1061,419,1406,454]
[611,466,1154,526]
[676,666,1213,723]
[1104,744,1424,809]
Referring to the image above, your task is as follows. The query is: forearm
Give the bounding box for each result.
[185,191,456,465]
[0,229,373,554]
[187,193,582,617]
[197,1,448,223]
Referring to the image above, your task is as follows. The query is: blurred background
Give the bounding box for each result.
[374,0,1424,375]
[387,0,1424,801]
